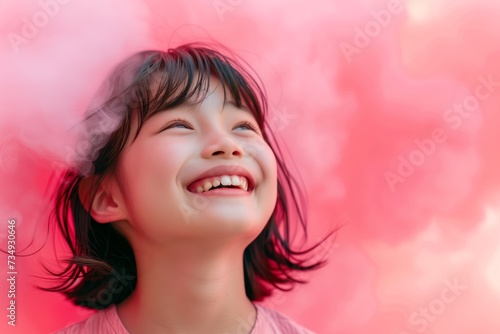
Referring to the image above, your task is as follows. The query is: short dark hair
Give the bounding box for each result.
[40,42,336,309]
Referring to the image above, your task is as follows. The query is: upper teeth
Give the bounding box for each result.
[194,175,249,193]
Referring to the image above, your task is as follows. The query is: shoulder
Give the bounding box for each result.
[51,305,128,334]
[253,304,316,334]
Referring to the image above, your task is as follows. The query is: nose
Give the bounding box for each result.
[201,133,244,159]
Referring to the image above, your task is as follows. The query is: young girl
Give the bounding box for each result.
[45,42,331,334]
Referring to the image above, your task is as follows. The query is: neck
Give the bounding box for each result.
[116,239,257,334]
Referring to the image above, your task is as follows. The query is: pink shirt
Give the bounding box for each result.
[53,303,316,334]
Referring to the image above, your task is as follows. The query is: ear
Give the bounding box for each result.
[78,175,128,224]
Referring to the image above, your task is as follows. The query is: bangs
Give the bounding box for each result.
[126,44,267,143]
[76,43,269,175]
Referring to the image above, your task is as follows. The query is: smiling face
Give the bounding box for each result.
[112,77,278,247]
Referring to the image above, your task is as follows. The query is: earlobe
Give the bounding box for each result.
[78,176,128,224]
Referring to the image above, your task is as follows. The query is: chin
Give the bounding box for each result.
[191,214,266,236]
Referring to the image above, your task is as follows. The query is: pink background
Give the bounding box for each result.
[1,0,500,333]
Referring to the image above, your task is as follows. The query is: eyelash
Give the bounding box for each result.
[163,118,259,132]
[236,120,259,132]
[166,118,191,129]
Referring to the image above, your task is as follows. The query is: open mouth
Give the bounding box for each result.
[187,175,254,193]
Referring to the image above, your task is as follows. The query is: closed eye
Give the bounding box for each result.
[161,118,192,131]
[160,118,260,133]
[234,121,259,132]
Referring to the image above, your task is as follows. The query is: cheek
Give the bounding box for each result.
[128,138,186,181]
[254,141,278,193]
[256,144,279,224]
[118,142,186,229]
[259,142,278,178]
[269,157,278,201]
[267,158,278,195]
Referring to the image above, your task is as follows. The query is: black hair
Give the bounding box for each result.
[40,42,336,309]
